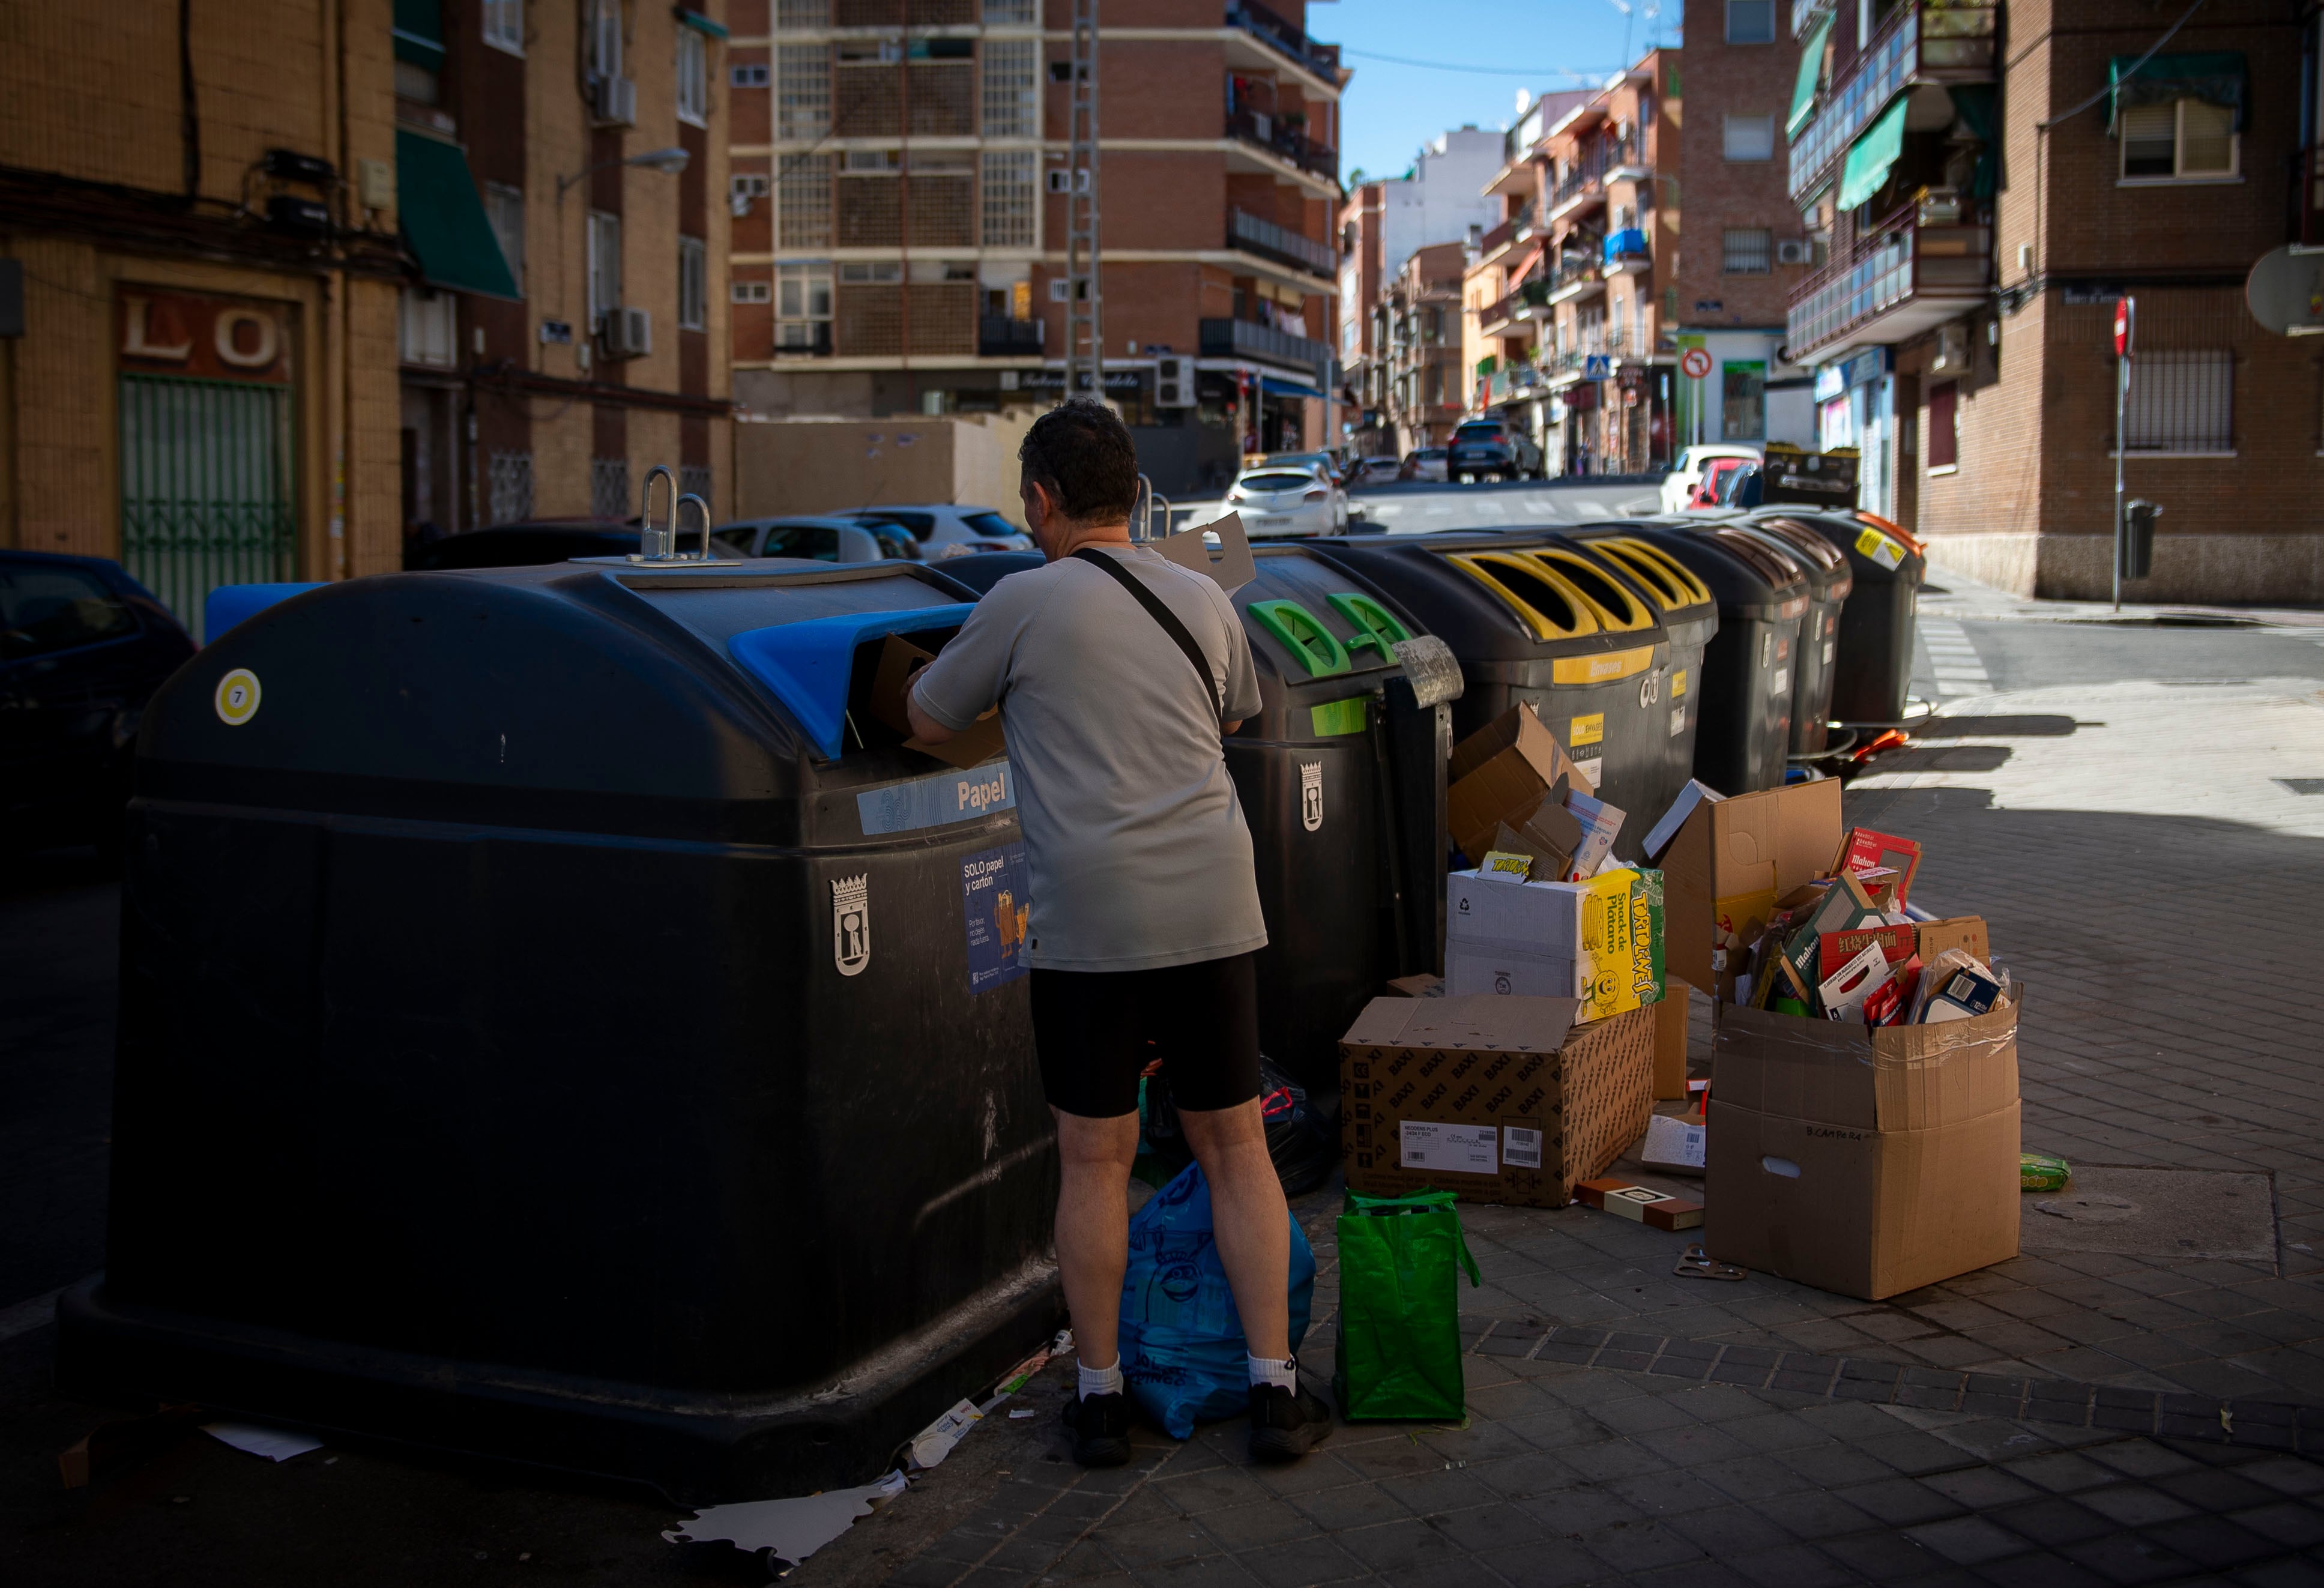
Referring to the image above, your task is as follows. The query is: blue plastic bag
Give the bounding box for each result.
[1117,1162,1315,1439]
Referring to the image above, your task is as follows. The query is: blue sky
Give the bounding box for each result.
[1314,0,1685,183]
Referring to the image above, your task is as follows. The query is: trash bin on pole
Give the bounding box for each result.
[59,553,1062,1503]
[1737,512,1854,755]
[1308,533,1677,860]
[1602,522,1808,795]
[1785,510,1927,726]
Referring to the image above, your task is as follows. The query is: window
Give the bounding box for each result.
[777,262,833,350]
[777,44,831,139]
[400,288,456,366]
[590,457,630,520]
[730,172,770,205]
[981,150,1036,247]
[1724,113,1775,162]
[1721,362,1766,442]
[680,463,712,519]
[2125,349,2233,453]
[731,62,769,87]
[762,524,844,561]
[981,38,1039,138]
[1726,0,1776,43]
[0,565,135,659]
[733,279,771,303]
[1927,380,1958,469]
[776,153,830,249]
[678,235,708,329]
[841,261,902,283]
[587,211,622,323]
[487,450,534,524]
[481,0,522,53]
[983,0,1036,22]
[774,0,828,25]
[588,0,621,79]
[1722,228,1772,274]
[2120,100,2239,181]
[676,27,710,125]
[484,182,525,294]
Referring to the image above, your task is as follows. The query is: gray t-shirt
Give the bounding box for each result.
[910,545,1267,973]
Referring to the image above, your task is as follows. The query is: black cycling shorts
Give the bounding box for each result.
[1030,950,1263,1120]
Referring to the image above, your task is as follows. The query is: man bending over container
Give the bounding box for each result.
[907,399,1331,1468]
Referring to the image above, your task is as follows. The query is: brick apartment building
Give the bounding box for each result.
[1782,0,2324,600]
[1372,241,1467,451]
[1671,0,1818,457]
[1335,124,1505,458]
[1462,57,1679,475]
[0,0,731,636]
[726,0,1344,495]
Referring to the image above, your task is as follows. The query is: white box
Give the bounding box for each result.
[1447,868,1587,952]
[1446,940,1586,999]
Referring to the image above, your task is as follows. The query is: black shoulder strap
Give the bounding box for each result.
[1070,546,1225,720]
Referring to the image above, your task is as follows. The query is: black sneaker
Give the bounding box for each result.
[1248,1378,1332,1464]
[1061,1390,1132,1467]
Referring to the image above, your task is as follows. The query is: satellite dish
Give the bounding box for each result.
[2245,245,2324,337]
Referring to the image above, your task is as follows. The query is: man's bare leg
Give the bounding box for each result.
[1177,1097,1290,1359]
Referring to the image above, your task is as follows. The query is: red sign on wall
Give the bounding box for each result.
[117,289,293,384]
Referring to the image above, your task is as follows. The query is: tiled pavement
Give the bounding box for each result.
[797,674,2324,1586]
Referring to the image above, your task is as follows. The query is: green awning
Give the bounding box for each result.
[392,0,443,70]
[1787,10,1833,140]
[677,8,730,39]
[2108,51,2249,133]
[396,130,519,300]
[1835,94,1909,213]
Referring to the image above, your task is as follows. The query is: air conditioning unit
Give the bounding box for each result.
[1930,321,1971,375]
[1776,238,1812,266]
[592,74,638,127]
[599,306,651,360]
[1155,355,1195,408]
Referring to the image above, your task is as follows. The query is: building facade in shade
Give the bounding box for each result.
[1782,0,2323,600]
[726,0,1344,495]
[0,0,731,635]
[1461,56,1679,477]
[1373,242,1467,453]
[1670,0,1818,458]
[1338,119,1559,458]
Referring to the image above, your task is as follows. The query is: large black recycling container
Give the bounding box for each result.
[1308,532,1682,860]
[1600,522,1807,796]
[938,545,1455,1093]
[1736,512,1853,755]
[58,555,1062,1503]
[1788,510,1926,725]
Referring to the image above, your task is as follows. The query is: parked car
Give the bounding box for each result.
[709,516,917,562]
[1258,451,1350,486]
[1661,444,1762,513]
[1687,456,1755,509]
[2,550,196,851]
[1350,456,1404,486]
[841,504,1034,557]
[1224,462,1348,537]
[1398,447,1449,483]
[1446,418,1544,482]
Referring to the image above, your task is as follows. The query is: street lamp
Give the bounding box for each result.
[557,146,689,201]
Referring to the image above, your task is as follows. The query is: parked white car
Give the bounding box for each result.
[841,504,1034,557]
[1350,456,1404,486]
[1224,463,1348,537]
[1659,445,1763,513]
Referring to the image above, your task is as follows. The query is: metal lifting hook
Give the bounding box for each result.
[676,492,713,562]
[638,465,678,561]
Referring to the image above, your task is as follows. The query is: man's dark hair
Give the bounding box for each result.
[1019,398,1140,523]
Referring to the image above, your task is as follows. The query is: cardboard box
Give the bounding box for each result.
[1386,973,1446,998]
[1446,868,1664,1022]
[1492,796,1584,881]
[1576,1177,1703,1230]
[1640,1114,1707,1176]
[1447,705,1597,862]
[1835,826,1921,908]
[875,633,1007,768]
[1340,995,1655,1207]
[1916,915,1990,965]
[1658,777,1843,998]
[1705,991,2023,1300]
[1653,976,1691,1100]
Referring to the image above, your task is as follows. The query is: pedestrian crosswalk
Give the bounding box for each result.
[1918,617,1992,696]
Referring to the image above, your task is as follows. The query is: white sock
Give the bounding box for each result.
[1077,1357,1123,1401]
[1248,1353,1297,1391]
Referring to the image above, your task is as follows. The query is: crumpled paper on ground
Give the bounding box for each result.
[663,1470,908,1562]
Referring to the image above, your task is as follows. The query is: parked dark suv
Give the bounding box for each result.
[1446,418,1545,482]
[1,550,195,851]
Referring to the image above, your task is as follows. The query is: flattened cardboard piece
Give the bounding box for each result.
[1661,777,1844,997]
[1834,826,1922,909]
[1916,915,1990,965]
[1448,704,1596,860]
[1155,509,1257,593]
[1643,778,1722,862]
[1385,973,1446,998]
[1640,1113,1707,1175]
[1653,975,1691,1100]
[1341,998,1654,1208]
[880,633,1008,767]
[905,713,1007,769]
[1705,1096,2021,1300]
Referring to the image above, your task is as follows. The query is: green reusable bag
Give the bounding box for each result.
[1333,1189,1483,1421]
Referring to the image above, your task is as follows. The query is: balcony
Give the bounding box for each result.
[1200,316,1333,373]
[1229,208,1335,277]
[1785,196,1991,361]
[977,316,1043,357]
[1548,252,1605,306]
[1789,4,1997,205]
[1225,107,1339,181]
[1792,0,1837,38]
[774,322,833,357]
[1476,204,1534,259]
[1602,228,1651,276]
[1225,0,1343,84]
